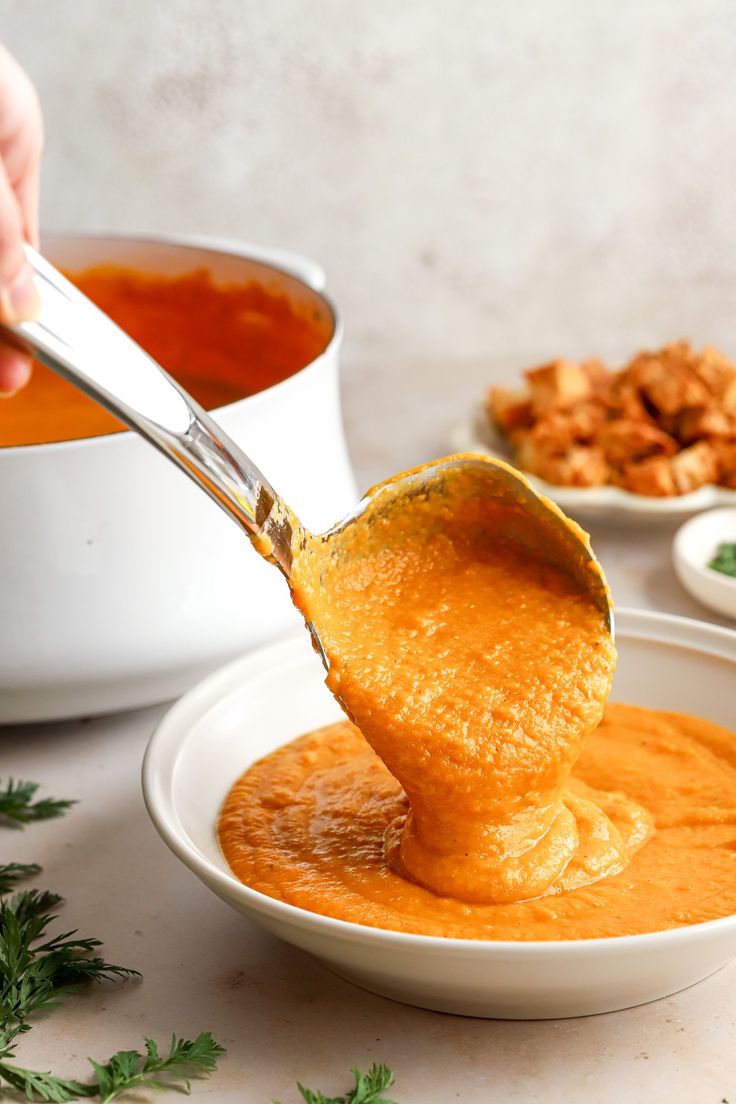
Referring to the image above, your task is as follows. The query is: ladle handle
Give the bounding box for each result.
[0,246,300,576]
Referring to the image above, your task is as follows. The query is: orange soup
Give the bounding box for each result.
[219,705,736,940]
[217,462,736,941]
[286,468,631,907]
[0,265,332,447]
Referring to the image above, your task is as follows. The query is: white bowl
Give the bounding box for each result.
[143,609,736,1019]
[0,233,356,723]
[450,407,736,524]
[673,508,736,620]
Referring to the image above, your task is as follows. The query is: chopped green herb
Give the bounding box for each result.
[0,888,140,1054]
[88,1032,224,1103]
[0,779,75,826]
[709,540,736,578]
[0,861,41,894]
[277,1063,398,1104]
[0,1033,224,1103]
[0,1059,91,1101]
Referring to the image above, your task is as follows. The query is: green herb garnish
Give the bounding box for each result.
[278,1063,398,1104]
[0,779,75,826]
[0,862,41,894]
[709,540,736,578]
[0,780,224,1101]
[87,1032,224,1103]
[0,1032,224,1103]
[1,780,393,1101]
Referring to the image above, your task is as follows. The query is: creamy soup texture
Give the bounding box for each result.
[219,704,736,940]
[218,461,736,939]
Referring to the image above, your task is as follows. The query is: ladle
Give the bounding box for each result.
[1,246,613,663]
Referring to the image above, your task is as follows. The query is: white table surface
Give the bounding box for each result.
[3,503,736,1103]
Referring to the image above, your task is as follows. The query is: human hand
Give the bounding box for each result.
[0,42,42,394]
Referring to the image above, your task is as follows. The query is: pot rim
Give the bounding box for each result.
[1,230,343,457]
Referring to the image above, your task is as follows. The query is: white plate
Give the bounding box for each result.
[143,611,736,1019]
[450,406,736,524]
[673,508,736,621]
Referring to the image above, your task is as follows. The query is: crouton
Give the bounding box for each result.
[580,359,610,392]
[670,441,719,494]
[517,437,609,487]
[693,347,736,413]
[712,439,736,488]
[598,420,677,465]
[564,401,608,440]
[628,352,709,416]
[674,405,734,445]
[526,360,593,415]
[618,456,677,497]
[487,386,533,433]
[556,446,610,487]
[523,403,606,454]
[606,377,652,422]
[490,342,736,497]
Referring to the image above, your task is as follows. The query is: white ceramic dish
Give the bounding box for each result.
[143,609,736,1020]
[450,406,736,524]
[0,233,356,723]
[673,508,736,621]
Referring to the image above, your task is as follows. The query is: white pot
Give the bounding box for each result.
[0,233,356,723]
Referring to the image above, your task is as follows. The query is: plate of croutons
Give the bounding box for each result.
[451,341,736,522]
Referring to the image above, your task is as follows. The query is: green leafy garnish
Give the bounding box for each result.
[0,889,139,1053]
[0,778,224,1100]
[0,1059,90,1101]
[0,780,75,826]
[281,1064,397,1104]
[709,540,736,578]
[0,1033,224,1103]
[88,1032,225,1103]
[0,862,41,894]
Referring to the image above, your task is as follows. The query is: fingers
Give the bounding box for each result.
[0,43,42,393]
[18,105,43,249]
[0,156,35,393]
[0,344,31,395]
[11,112,42,250]
[16,158,40,248]
[0,159,38,325]
[3,73,43,250]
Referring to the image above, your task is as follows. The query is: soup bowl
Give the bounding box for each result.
[0,233,356,723]
[143,608,736,1019]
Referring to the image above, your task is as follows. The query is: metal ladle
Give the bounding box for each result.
[1,247,613,664]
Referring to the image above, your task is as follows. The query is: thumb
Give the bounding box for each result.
[0,158,39,324]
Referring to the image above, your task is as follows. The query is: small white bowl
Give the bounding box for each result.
[673,508,736,621]
[142,611,736,1019]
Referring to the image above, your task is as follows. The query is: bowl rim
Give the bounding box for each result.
[142,606,736,956]
[0,230,343,457]
[673,507,736,591]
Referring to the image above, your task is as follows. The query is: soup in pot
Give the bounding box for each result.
[0,265,333,447]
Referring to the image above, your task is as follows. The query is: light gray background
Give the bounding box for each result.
[5,0,736,485]
[4,8,736,1101]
